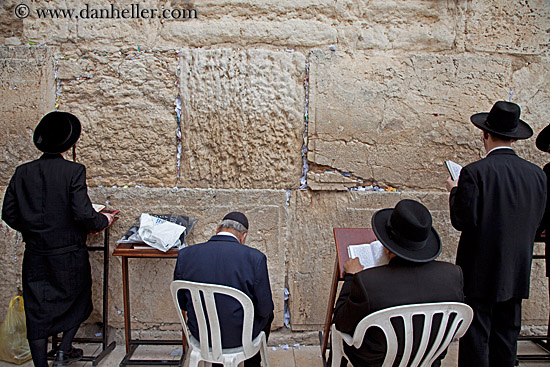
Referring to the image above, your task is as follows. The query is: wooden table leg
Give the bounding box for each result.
[122,256,131,353]
[321,257,340,359]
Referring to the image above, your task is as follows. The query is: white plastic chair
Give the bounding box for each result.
[170,280,270,367]
[331,302,473,367]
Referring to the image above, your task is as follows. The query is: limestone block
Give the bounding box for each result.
[0,225,24,321]
[523,254,549,324]
[307,50,530,191]
[464,0,550,55]
[18,1,337,52]
[56,51,178,187]
[334,0,458,51]
[510,58,550,167]
[287,190,403,330]
[0,46,55,186]
[0,1,24,44]
[177,48,305,189]
[306,170,360,191]
[163,20,336,49]
[287,190,548,330]
[85,187,287,329]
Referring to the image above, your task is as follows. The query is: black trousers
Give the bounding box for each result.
[458,297,522,367]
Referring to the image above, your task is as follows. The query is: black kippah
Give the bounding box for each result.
[223,212,249,230]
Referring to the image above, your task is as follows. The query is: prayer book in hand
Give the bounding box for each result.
[347,240,390,270]
[445,160,462,181]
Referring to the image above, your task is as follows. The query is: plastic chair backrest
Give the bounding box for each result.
[333,302,473,367]
[170,280,257,362]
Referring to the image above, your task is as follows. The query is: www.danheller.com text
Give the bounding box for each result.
[30,3,198,20]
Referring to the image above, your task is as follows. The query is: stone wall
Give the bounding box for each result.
[0,0,549,336]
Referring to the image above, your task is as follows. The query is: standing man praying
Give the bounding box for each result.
[447,101,546,367]
[2,111,115,367]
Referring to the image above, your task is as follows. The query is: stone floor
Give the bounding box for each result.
[1,339,549,367]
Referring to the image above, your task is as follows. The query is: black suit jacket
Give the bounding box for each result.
[173,234,274,349]
[2,153,108,253]
[333,258,464,367]
[449,148,546,301]
[1,153,108,339]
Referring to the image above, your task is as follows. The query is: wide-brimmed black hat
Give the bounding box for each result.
[470,101,533,140]
[371,199,441,263]
[536,124,550,153]
[33,111,81,153]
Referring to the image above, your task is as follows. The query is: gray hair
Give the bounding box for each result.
[218,219,247,234]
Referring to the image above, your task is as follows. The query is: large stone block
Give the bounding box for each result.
[18,1,336,52]
[307,50,549,191]
[464,0,550,55]
[287,190,403,330]
[0,1,24,44]
[56,51,178,187]
[334,0,459,52]
[0,46,55,186]
[85,187,288,329]
[286,190,548,330]
[177,48,305,189]
[523,244,549,325]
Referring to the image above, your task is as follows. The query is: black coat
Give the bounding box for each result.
[2,153,108,340]
[333,258,464,367]
[173,234,274,349]
[449,148,547,301]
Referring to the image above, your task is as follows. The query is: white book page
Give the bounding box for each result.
[445,160,462,181]
[92,203,106,212]
[347,240,390,270]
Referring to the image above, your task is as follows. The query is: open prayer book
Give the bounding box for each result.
[92,204,106,212]
[445,160,462,181]
[347,240,390,270]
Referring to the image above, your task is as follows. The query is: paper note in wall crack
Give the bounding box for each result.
[347,240,390,270]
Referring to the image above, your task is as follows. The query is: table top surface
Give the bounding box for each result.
[112,242,179,258]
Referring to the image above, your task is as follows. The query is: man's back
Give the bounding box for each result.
[333,259,464,367]
[450,149,546,301]
[173,234,274,348]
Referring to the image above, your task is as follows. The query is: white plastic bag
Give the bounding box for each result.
[138,214,186,252]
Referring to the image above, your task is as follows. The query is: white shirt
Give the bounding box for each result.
[217,231,239,241]
[487,146,513,155]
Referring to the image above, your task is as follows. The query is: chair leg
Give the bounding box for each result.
[331,340,343,367]
[181,351,191,367]
[260,340,269,367]
[188,353,201,367]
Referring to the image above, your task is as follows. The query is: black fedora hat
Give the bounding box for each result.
[470,101,533,140]
[33,111,81,153]
[536,124,550,153]
[371,199,441,263]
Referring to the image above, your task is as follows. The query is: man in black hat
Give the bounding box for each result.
[2,111,116,367]
[446,101,547,367]
[173,211,274,367]
[333,199,464,367]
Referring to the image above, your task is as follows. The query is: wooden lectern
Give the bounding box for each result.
[320,228,377,365]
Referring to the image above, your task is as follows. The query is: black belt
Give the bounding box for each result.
[25,244,82,256]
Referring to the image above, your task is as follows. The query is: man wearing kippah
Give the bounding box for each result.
[447,101,547,367]
[173,212,274,367]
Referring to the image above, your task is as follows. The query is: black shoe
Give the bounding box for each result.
[52,348,83,366]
